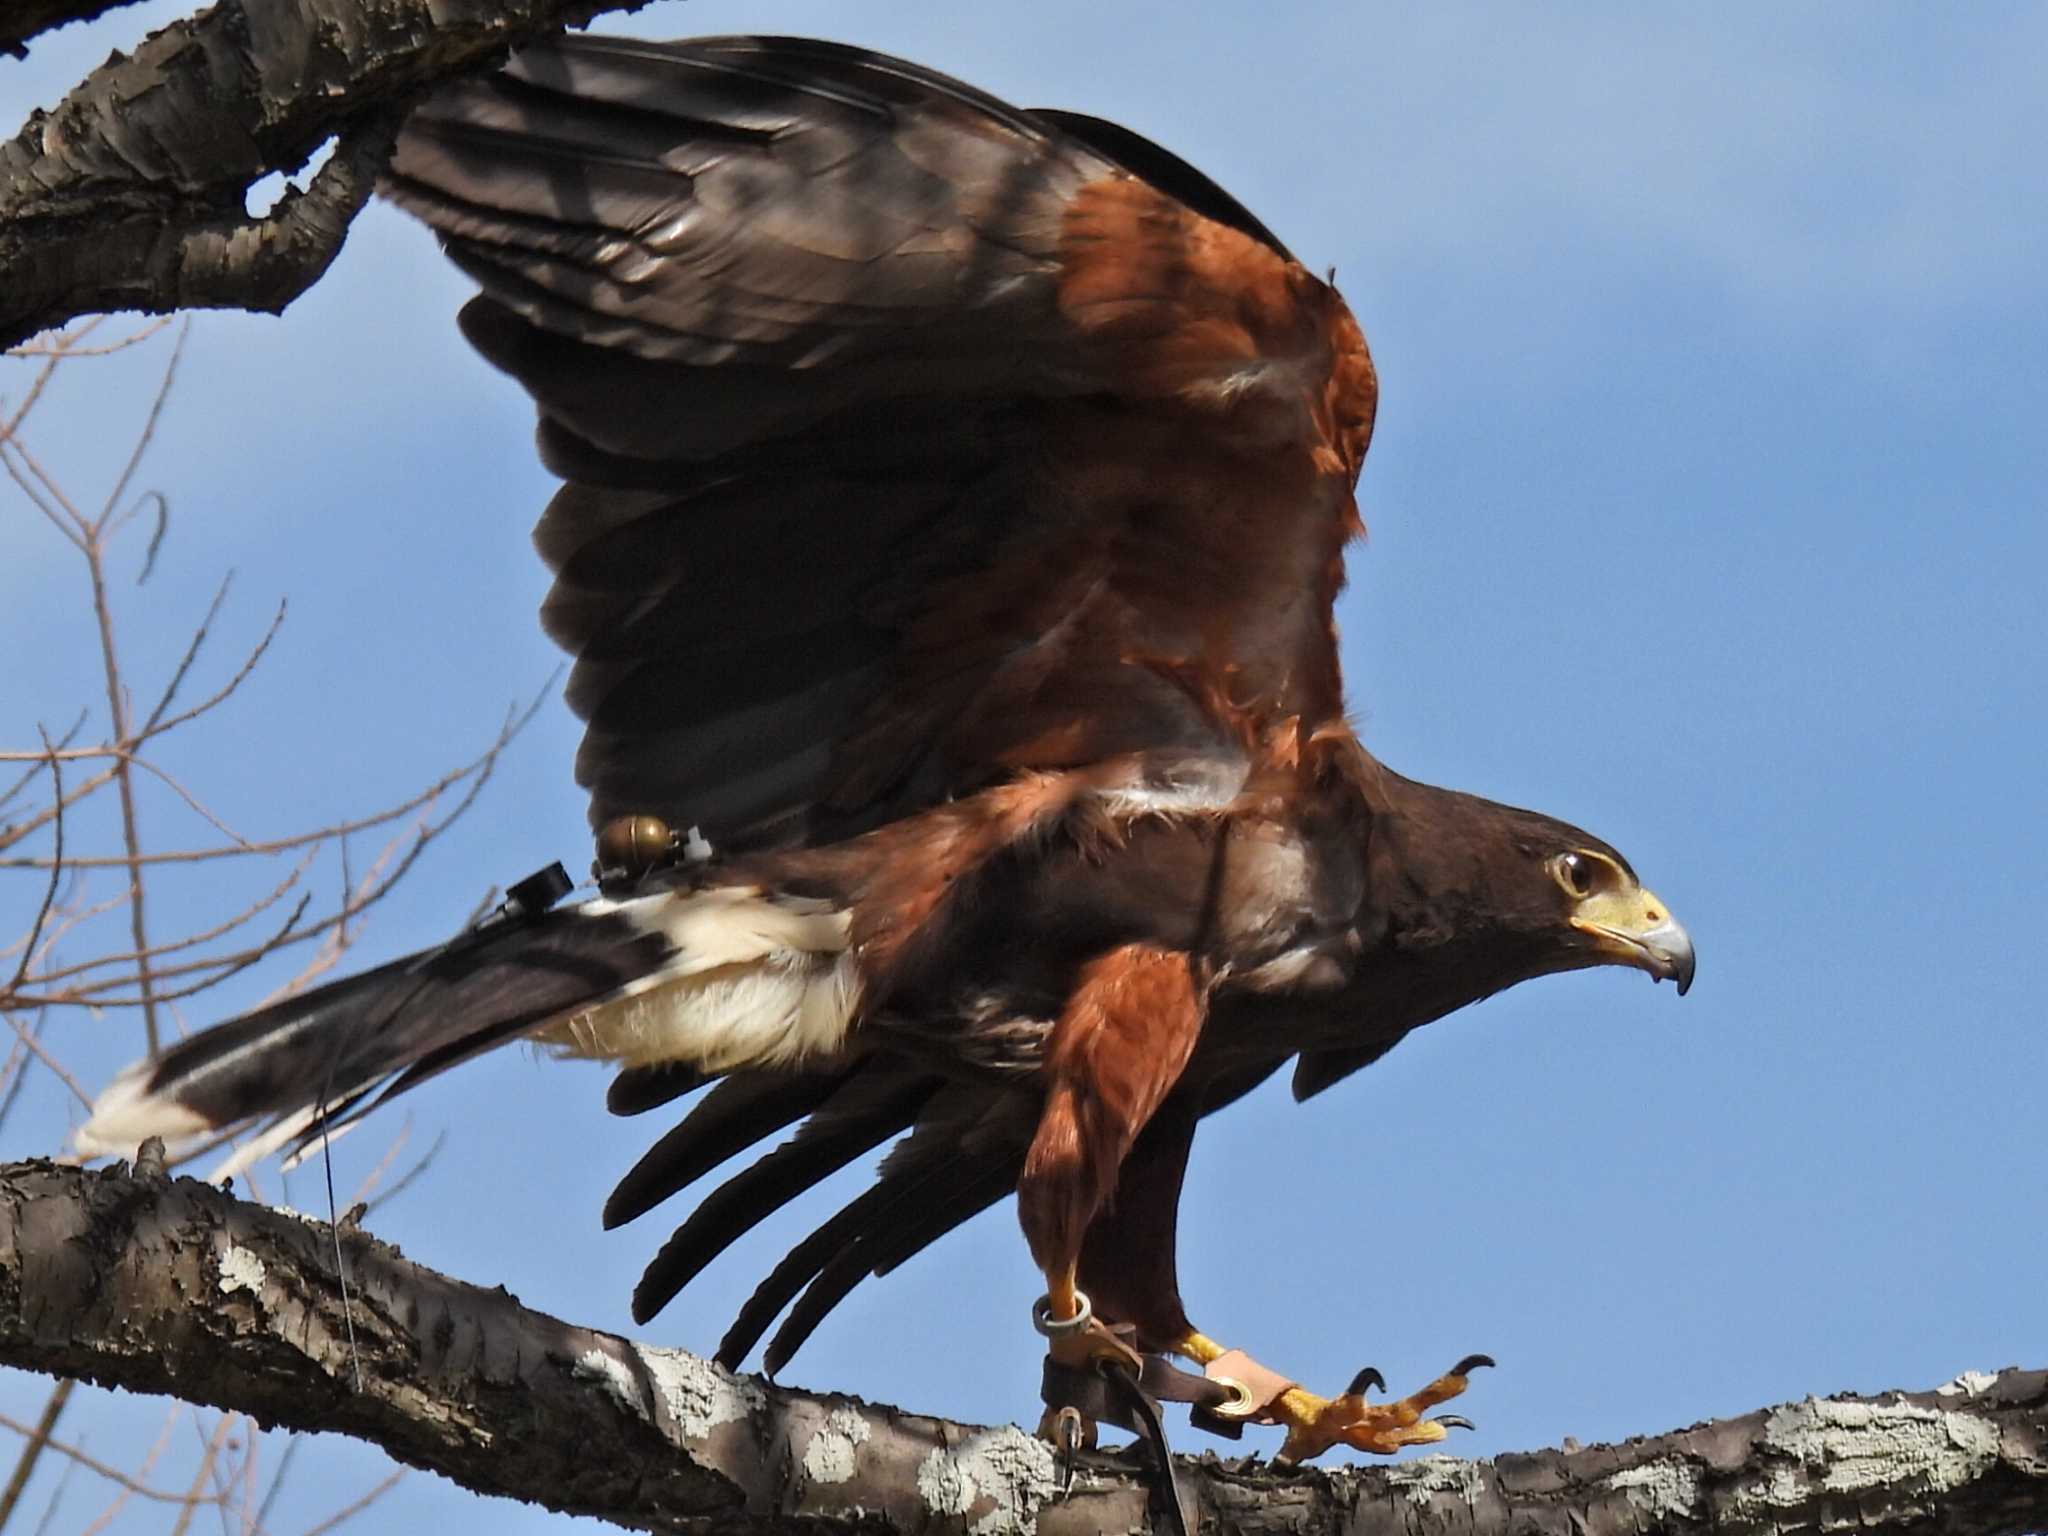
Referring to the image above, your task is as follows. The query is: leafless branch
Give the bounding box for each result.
[0,1009,44,1133]
[9,731,64,995]
[0,713,83,815]
[0,592,285,773]
[0,1396,227,1510]
[27,851,316,986]
[0,322,95,441]
[7,711,535,1011]
[4,320,537,1533]
[1,1160,2042,1536]
[0,1380,75,1532]
[0,698,530,868]
[295,1467,404,1536]
[139,572,236,735]
[245,1434,300,1536]
[2,1013,90,1109]
[0,0,152,58]
[164,1411,234,1536]
[0,0,667,347]
[99,319,184,529]
[3,318,172,361]
[82,325,187,1048]
[359,1128,446,1219]
[75,1402,183,1536]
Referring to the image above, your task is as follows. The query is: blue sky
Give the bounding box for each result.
[4,4,2044,1531]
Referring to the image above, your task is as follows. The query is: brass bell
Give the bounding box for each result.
[595,813,677,880]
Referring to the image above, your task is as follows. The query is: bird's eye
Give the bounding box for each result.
[1553,852,1596,899]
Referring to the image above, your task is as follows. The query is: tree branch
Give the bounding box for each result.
[0,0,149,60]
[2,1159,2042,1534]
[0,0,654,347]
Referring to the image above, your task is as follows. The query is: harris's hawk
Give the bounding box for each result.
[81,35,1693,1461]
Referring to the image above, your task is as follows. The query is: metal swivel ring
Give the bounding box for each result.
[1031,1289,1094,1338]
[1204,1374,1258,1420]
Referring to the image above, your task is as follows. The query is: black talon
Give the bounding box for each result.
[1347,1366,1386,1397]
[1451,1353,1495,1376]
[1434,1413,1476,1432]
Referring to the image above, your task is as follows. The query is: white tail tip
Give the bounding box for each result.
[73,1065,212,1160]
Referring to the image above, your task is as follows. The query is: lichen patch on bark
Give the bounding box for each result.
[915,1425,1056,1534]
[801,1404,872,1485]
[634,1344,766,1441]
[1726,1395,2004,1524]
[1385,1453,1485,1509]
[1605,1456,1702,1518]
[215,1243,266,1296]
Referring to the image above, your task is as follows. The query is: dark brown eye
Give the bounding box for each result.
[1553,852,1595,898]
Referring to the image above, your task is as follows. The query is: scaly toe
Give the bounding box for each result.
[1270,1354,1494,1462]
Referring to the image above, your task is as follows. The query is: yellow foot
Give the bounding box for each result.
[1272,1355,1492,1462]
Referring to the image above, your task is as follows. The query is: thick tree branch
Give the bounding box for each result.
[1,1159,2042,1534]
[0,0,151,59]
[0,0,652,347]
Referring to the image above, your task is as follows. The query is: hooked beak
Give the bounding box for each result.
[1571,885,1695,996]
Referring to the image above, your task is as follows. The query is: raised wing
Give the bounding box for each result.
[385,34,1377,853]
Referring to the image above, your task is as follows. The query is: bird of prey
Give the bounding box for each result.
[81,34,1694,1461]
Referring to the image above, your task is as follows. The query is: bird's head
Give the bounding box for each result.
[1527,838,1694,995]
[1366,775,1695,999]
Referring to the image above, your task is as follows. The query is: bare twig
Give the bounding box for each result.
[75,1405,184,1536]
[98,321,186,532]
[0,701,522,867]
[246,1436,300,1536]
[86,326,188,1052]
[1,1013,90,1108]
[139,574,236,738]
[121,753,256,852]
[26,850,316,985]
[0,594,285,772]
[5,323,542,1536]
[0,713,83,813]
[13,893,314,1009]
[122,491,169,585]
[4,319,172,362]
[23,1427,78,1536]
[0,1380,75,1532]
[360,1128,447,1217]
[0,323,96,442]
[296,1468,403,1536]
[129,594,287,761]
[0,1402,224,1510]
[0,1009,42,1133]
[165,1413,233,1536]
[0,760,116,857]
[8,731,64,995]
[0,427,83,547]
[11,887,125,976]
[342,1119,413,1211]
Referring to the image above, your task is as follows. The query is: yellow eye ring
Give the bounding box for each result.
[1552,852,1596,899]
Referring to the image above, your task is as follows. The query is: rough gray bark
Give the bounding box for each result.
[0,0,650,348]
[2,1158,2042,1535]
